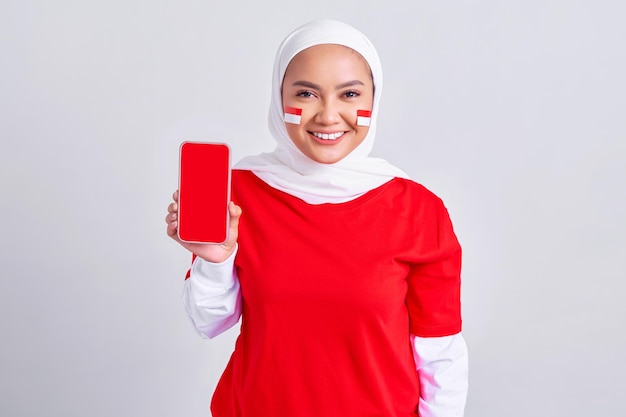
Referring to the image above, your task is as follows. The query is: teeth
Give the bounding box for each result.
[312,132,344,140]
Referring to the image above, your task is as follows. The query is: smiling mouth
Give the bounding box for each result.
[310,131,346,141]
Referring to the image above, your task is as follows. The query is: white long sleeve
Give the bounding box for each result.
[412,333,469,417]
[181,247,242,339]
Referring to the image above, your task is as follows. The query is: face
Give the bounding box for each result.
[281,44,374,164]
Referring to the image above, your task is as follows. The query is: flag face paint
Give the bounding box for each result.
[284,106,302,124]
[356,110,372,126]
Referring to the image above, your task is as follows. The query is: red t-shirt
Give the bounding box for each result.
[210,170,462,417]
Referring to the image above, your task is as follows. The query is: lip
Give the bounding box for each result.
[308,131,347,145]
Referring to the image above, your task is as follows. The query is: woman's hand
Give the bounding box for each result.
[166,190,242,263]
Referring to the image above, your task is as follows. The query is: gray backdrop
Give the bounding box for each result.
[1,1,624,416]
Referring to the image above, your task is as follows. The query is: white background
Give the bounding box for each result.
[1,1,624,416]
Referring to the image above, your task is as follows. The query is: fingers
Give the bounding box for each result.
[168,191,178,213]
[228,201,242,234]
[166,219,178,238]
[165,200,177,224]
[166,211,179,241]
[228,201,242,228]
[166,190,178,224]
[166,190,180,240]
[165,194,242,254]
[215,202,242,250]
[165,211,177,224]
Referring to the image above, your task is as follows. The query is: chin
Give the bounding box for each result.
[309,153,346,164]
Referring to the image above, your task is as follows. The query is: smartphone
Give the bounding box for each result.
[177,141,231,244]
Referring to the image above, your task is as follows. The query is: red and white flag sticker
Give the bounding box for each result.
[284,106,302,124]
[356,110,372,126]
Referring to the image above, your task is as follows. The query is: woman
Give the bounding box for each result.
[166,19,468,417]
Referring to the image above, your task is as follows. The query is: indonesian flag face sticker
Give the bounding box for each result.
[356,110,372,126]
[284,106,302,124]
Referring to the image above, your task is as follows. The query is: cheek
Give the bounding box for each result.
[284,123,296,136]
[355,126,370,144]
[284,123,305,146]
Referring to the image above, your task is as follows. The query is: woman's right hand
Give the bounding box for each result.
[165,190,242,263]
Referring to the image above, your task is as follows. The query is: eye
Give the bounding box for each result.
[296,90,316,98]
[343,90,361,98]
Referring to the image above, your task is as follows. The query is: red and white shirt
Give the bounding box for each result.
[183,170,467,417]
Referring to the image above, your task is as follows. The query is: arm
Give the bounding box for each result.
[412,333,469,417]
[165,190,244,338]
[181,247,242,339]
[406,196,467,415]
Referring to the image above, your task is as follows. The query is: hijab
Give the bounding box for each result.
[235,19,409,204]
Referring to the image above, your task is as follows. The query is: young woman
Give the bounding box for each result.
[166,19,468,417]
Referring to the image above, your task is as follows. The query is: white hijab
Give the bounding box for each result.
[235,19,409,204]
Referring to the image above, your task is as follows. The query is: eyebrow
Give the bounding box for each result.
[291,80,365,90]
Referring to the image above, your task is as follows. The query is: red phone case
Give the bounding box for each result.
[177,142,231,244]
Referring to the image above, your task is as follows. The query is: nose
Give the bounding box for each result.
[314,99,341,125]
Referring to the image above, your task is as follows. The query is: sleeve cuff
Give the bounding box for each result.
[190,244,238,288]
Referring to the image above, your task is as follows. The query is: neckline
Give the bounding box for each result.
[236,169,403,211]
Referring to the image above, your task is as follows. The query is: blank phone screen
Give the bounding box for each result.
[177,142,230,243]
